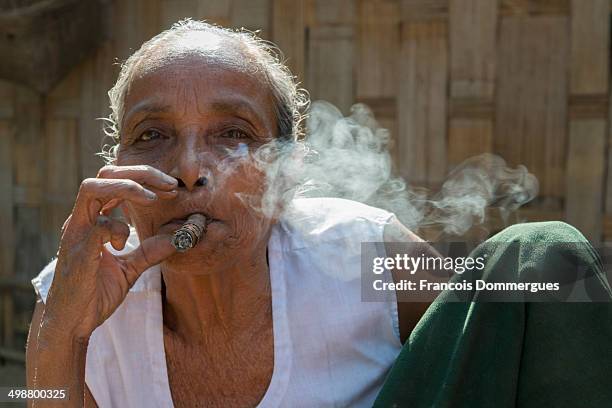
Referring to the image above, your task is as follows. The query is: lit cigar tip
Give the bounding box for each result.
[171,213,208,252]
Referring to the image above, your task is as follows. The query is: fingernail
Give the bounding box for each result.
[146,190,158,200]
[164,177,177,186]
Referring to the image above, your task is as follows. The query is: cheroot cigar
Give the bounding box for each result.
[171,213,207,252]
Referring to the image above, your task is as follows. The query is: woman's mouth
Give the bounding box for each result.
[158,214,219,236]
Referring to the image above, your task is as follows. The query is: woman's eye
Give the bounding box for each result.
[138,129,162,142]
[223,129,249,140]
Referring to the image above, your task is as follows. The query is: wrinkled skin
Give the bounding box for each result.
[118,55,279,274]
[30,35,279,408]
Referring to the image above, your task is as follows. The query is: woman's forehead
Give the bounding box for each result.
[123,51,276,127]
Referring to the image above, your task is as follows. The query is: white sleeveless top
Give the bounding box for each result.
[33,198,405,408]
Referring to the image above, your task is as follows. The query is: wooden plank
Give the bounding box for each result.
[401,0,448,21]
[196,0,231,26]
[500,0,570,16]
[115,0,162,60]
[311,0,356,25]
[230,0,270,34]
[42,119,79,259]
[569,94,609,119]
[565,120,606,244]
[0,119,16,348]
[448,118,493,169]
[0,80,14,120]
[45,63,82,119]
[449,97,494,119]
[307,25,355,114]
[357,0,400,99]
[570,0,609,95]
[272,0,306,80]
[495,16,568,199]
[449,0,498,99]
[13,86,43,190]
[605,89,612,214]
[13,206,45,281]
[79,42,114,180]
[398,21,448,187]
[159,0,197,30]
[0,121,14,279]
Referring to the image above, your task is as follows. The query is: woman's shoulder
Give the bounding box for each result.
[287,197,394,223]
[273,198,395,250]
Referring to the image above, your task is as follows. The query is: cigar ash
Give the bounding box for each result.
[171,214,208,252]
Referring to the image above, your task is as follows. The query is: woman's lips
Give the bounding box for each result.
[157,217,218,235]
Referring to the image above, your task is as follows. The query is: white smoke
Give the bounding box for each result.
[251,100,539,239]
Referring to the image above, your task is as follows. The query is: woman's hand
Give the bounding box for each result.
[43,165,179,342]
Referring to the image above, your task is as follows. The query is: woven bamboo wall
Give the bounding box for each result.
[0,0,611,355]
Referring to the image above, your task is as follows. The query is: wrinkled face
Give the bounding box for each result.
[116,46,278,273]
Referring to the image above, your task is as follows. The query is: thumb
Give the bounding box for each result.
[118,234,177,286]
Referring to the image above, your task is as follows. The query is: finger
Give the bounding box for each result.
[97,165,178,191]
[119,234,177,286]
[82,215,115,264]
[73,178,160,224]
[107,217,130,251]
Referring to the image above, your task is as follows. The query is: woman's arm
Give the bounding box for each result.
[26,165,178,406]
[26,298,98,407]
[383,217,447,343]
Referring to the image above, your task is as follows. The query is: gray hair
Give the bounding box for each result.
[101,18,309,164]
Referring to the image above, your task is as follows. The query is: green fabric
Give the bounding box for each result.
[374,221,612,408]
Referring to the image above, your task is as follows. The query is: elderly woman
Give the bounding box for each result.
[26,19,430,407]
[27,19,612,408]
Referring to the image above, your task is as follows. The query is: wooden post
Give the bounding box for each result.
[398,16,448,187]
[567,0,610,244]
[448,0,497,169]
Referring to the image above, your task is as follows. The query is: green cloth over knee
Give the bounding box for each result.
[374,221,612,408]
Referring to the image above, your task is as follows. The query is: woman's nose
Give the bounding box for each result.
[169,135,209,191]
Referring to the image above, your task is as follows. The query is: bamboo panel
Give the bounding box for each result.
[401,0,448,21]
[565,120,606,244]
[13,87,43,192]
[495,16,568,199]
[500,0,570,16]
[307,25,355,113]
[0,120,14,278]
[449,0,497,99]
[570,0,609,95]
[1,118,16,348]
[79,42,114,179]
[357,0,400,99]
[196,0,231,26]
[42,119,79,259]
[398,21,448,186]
[272,0,306,80]
[0,80,14,120]
[309,0,356,25]
[160,0,197,31]
[114,0,162,60]
[448,119,493,169]
[45,65,82,119]
[230,0,270,33]
[606,97,612,216]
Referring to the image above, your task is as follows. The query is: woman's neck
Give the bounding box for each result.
[160,244,272,342]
